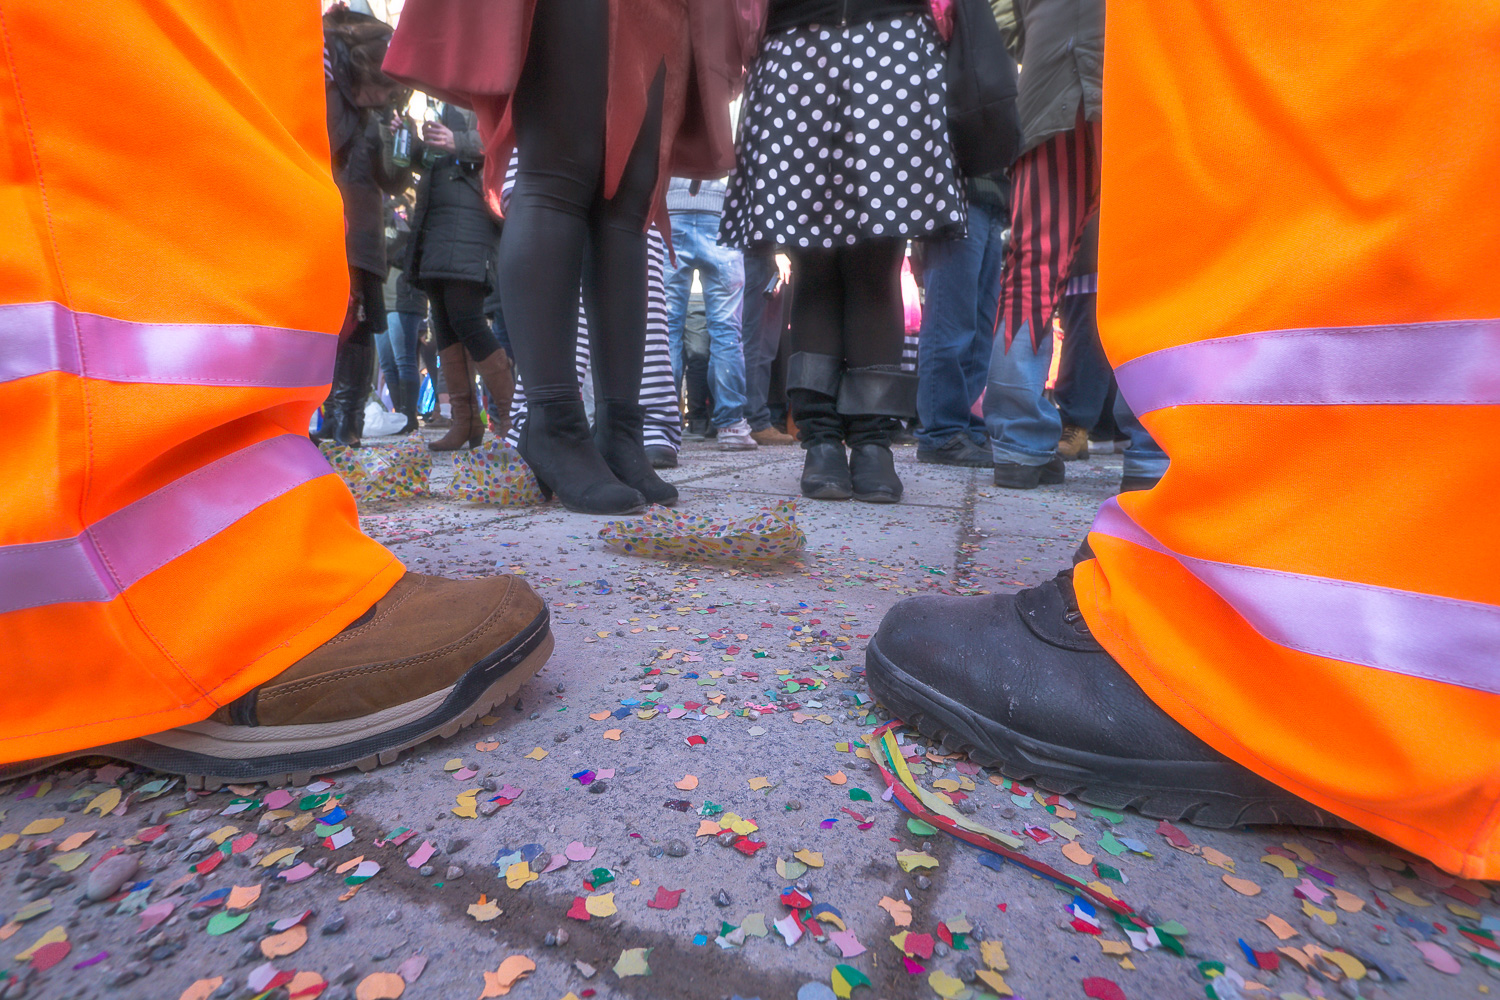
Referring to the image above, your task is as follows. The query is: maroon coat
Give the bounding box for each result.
[383,0,764,229]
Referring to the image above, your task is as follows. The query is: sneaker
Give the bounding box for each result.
[645,445,679,469]
[993,456,1065,489]
[716,419,759,451]
[917,434,991,467]
[1058,424,1091,461]
[17,574,553,787]
[751,425,797,446]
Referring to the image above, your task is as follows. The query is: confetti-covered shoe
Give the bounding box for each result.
[866,572,1343,828]
[18,573,552,789]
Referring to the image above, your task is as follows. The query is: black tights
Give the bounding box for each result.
[788,240,906,368]
[496,0,663,406]
[429,279,501,362]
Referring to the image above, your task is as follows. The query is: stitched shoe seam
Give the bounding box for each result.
[319,576,423,647]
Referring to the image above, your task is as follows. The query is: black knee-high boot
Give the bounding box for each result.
[787,352,851,500]
[839,365,918,503]
[593,398,678,506]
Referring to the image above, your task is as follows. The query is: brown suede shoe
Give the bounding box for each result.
[1058,424,1091,461]
[751,425,797,446]
[90,573,551,788]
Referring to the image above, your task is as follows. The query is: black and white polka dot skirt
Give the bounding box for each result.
[719,14,966,252]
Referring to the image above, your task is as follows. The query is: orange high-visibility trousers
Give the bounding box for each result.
[1078,1,1500,878]
[0,1,405,763]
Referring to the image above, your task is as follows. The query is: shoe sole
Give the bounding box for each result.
[852,491,901,503]
[866,634,1344,829]
[803,485,853,500]
[2,610,554,791]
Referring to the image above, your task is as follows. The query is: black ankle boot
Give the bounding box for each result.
[396,376,419,434]
[327,339,374,448]
[593,398,678,506]
[787,352,851,500]
[517,401,647,515]
[865,572,1341,828]
[839,366,917,504]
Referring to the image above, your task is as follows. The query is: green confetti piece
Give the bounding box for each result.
[697,800,724,817]
[588,867,615,887]
[906,818,938,836]
[848,788,873,802]
[1097,830,1128,856]
[1156,929,1185,957]
[1089,806,1126,824]
[720,921,737,936]
[206,910,249,936]
[297,793,330,811]
[1156,919,1189,937]
[1094,864,1124,883]
[313,823,344,837]
[832,963,871,998]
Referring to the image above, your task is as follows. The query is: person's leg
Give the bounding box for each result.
[964,210,1007,446]
[1053,289,1112,459]
[0,0,549,778]
[1113,392,1168,490]
[663,217,696,386]
[689,217,750,439]
[837,239,917,502]
[434,280,513,440]
[639,228,683,466]
[916,206,992,465]
[392,310,422,432]
[377,312,402,393]
[426,281,485,450]
[327,267,383,447]
[787,248,852,499]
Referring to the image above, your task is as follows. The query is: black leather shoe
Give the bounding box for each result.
[866,572,1341,828]
[917,434,992,467]
[645,445,678,469]
[801,441,853,500]
[849,443,902,503]
[993,455,1064,489]
[592,398,678,506]
[517,401,648,515]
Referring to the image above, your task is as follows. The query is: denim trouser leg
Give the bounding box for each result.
[741,251,782,431]
[916,202,1004,449]
[663,239,695,385]
[1115,392,1170,480]
[1053,292,1113,431]
[380,311,422,386]
[681,214,747,427]
[984,321,1063,465]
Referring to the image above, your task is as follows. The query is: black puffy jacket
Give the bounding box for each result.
[404,104,501,291]
[766,0,927,32]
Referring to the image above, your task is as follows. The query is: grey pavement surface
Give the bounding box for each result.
[2,435,1494,1000]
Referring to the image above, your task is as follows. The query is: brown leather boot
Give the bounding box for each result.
[80,573,552,787]
[472,349,515,440]
[428,346,484,451]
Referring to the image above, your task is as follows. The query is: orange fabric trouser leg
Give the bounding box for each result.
[1079,1,1500,878]
[0,1,405,763]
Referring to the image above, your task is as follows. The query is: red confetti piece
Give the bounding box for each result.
[903,933,934,959]
[1251,949,1281,971]
[685,735,707,747]
[195,852,224,875]
[1070,918,1103,936]
[566,896,591,921]
[1155,821,1194,850]
[1082,977,1127,1000]
[936,923,954,947]
[135,824,169,843]
[30,940,71,973]
[647,887,684,910]
[734,837,766,856]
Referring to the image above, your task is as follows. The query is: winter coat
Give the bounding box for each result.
[1012,0,1103,155]
[403,105,501,291]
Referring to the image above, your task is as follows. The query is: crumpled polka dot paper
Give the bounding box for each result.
[597,499,805,562]
[447,441,545,507]
[320,438,431,501]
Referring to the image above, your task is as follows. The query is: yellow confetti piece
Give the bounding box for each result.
[1222,875,1262,896]
[823,771,848,785]
[932,778,961,792]
[20,818,64,837]
[1447,902,1482,919]
[1281,841,1316,863]
[975,970,1012,996]
[1302,899,1337,925]
[48,851,89,872]
[226,885,262,910]
[1118,958,1135,970]
[0,834,17,852]
[505,861,538,890]
[747,776,772,790]
[1050,820,1081,840]
[1201,846,1236,872]
[878,896,912,927]
[1259,914,1298,940]
[524,747,548,760]
[452,791,480,819]
[1061,842,1095,866]
[929,970,967,998]
[284,814,315,832]
[55,831,96,852]
[1389,885,1431,907]
[1279,946,1313,971]
[15,925,66,961]
[259,848,299,868]
[674,775,699,791]
[1330,888,1366,913]
[84,789,121,816]
[468,895,502,922]
[1260,854,1298,878]
[602,729,623,741]
[980,939,1009,971]
[1099,939,1132,956]
[585,893,617,917]
[444,758,464,771]
[794,849,824,868]
[896,849,939,872]
[1086,880,1120,901]
[206,826,240,846]
[1322,950,1367,980]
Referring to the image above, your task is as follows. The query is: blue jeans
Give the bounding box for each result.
[1054,292,1113,431]
[740,250,785,431]
[917,201,1005,449]
[664,210,747,428]
[378,311,422,389]
[984,309,1170,479]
